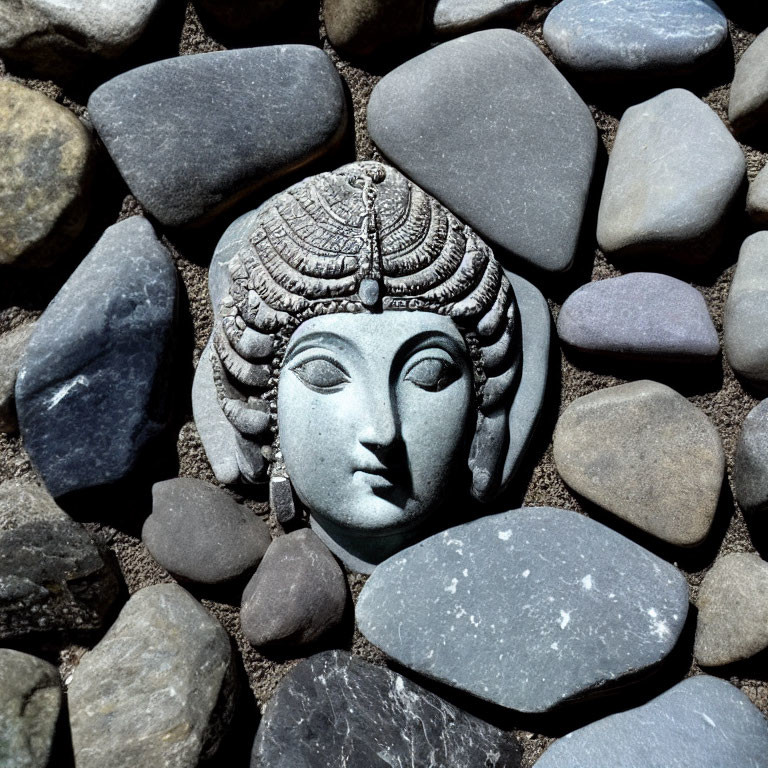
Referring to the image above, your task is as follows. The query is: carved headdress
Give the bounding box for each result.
[212,161,521,502]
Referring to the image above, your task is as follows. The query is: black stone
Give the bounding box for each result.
[251,650,522,767]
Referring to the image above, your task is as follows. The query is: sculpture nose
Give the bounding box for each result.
[357,389,398,453]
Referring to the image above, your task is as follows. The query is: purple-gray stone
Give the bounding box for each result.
[251,650,522,768]
[557,272,719,361]
[357,507,689,713]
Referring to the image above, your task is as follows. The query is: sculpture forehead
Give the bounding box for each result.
[284,311,466,360]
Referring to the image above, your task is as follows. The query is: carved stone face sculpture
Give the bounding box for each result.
[208,161,522,571]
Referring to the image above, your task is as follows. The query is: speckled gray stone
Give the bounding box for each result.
[543,0,728,79]
[557,272,719,361]
[15,217,177,498]
[694,553,768,667]
[68,583,235,768]
[0,324,33,433]
[0,0,163,76]
[733,399,768,517]
[240,529,346,648]
[0,481,119,642]
[433,0,530,37]
[251,650,522,767]
[553,380,725,546]
[597,89,745,263]
[0,649,61,768]
[747,164,768,227]
[367,29,597,272]
[535,676,768,768]
[724,232,768,389]
[142,478,271,585]
[88,47,347,227]
[729,27,768,134]
[357,507,689,713]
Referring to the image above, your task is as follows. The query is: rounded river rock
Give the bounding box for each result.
[729,26,768,134]
[733,398,768,517]
[357,507,689,713]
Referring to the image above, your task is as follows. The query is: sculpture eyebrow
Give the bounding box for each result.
[284,331,359,361]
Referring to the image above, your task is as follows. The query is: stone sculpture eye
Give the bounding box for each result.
[291,357,350,392]
[403,356,460,392]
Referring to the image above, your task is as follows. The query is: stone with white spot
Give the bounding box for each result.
[553,380,725,546]
[15,216,177,497]
[356,507,689,713]
[535,676,768,767]
[729,27,768,134]
[251,650,522,767]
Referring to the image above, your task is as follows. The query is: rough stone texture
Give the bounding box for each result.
[724,231,768,390]
[0,649,61,768]
[553,380,725,546]
[0,481,119,641]
[543,0,729,79]
[68,583,235,768]
[324,0,426,59]
[142,477,271,585]
[694,553,768,667]
[367,29,597,272]
[432,0,530,37]
[357,507,689,713]
[733,399,768,517]
[251,650,522,767]
[240,529,347,648]
[15,216,177,498]
[557,272,719,362]
[0,80,92,268]
[535,676,768,768]
[597,88,745,263]
[747,163,768,227]
[88,47,347,227]
[0,324,33,433]
[729,27,768,134]
[0,0,163,76]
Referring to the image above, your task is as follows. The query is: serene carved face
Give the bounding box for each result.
[277,311,474,538]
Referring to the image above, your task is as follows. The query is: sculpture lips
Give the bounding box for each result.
[354,468,395,490]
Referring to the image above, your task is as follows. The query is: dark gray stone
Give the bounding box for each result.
[724,232,768,389]
[88,47,347,227]
[357,507,689,713]
[747,163,768,227]
[69,583,235,768]
[695,553,768,667]
[0,649,61,768]
[432,0,530,37]
[194,0,291,32]
[0,481,119,641]
[252,650,522,767]
[543,0,728,79]
[240,529,346,648]
[733,399,768,517]
[729,27,768,134]
[0,324,34,433]
[367,29,597,272]
[142,477,271,585]
[557,272,719,361]
[0,80,92,268]
[597,89,745,263]
[535,676,768,768]
[15,216,177,498]
[269,476,296,525]
[324,0,426,58]
[553,380,724,546]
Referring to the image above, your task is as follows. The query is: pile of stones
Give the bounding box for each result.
[1,0,768,766]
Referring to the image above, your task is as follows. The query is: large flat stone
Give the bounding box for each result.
[0,81,92,267]
[88,47,347,227]
[724,232,768,389]
[251,650,522,767]
[597,89,745,263]
[535,676,768,768]
[729,27,768,134]
[557,272,719,361]
[544,0,728,79]
[733,399,768,517]
[367,29,597,272]
[68,583,235,768]
[357,507,689,713]
[553,380,725,546]
[15,216,177,497]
